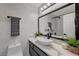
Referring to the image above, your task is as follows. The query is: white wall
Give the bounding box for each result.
[0,3,39,56]
[63,12,75,37]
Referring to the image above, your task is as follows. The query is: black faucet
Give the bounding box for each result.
[47,32,52,39]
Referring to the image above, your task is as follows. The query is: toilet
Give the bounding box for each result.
[7,43,23,56]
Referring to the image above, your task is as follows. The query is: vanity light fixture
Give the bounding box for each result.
[46,3,51,6]
[40,5,48,11]
[41,5,47,11]
[40,3,55,12]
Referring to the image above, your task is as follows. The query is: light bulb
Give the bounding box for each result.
[43,5,47,9]
[41,8,43,10]
[47,3,51,6]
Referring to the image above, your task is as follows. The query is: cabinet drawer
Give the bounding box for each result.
[34,46,48,56]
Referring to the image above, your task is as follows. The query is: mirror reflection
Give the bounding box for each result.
[39,4,75,39]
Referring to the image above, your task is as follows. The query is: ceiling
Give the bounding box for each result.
[0,3,43,8]
[29,3,43,8]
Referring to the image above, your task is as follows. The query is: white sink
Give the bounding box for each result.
[36,37,53,45]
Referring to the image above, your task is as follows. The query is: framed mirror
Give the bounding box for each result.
[39,3,76,40]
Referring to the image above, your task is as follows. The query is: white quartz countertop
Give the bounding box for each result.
[28,37,78,56]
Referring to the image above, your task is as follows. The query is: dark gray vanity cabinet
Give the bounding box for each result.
[7,16,21,36]
[29,42,38,56]
[29,41,48,56]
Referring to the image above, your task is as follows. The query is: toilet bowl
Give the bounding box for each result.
[7,43,23,56]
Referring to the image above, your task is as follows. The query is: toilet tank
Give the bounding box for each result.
[7,43,23,56]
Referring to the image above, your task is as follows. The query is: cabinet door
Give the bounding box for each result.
[29,44,38,56]
[34,45,48,56]
[29,41,48,56]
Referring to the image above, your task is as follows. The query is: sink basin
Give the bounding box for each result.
[36,37,53,45]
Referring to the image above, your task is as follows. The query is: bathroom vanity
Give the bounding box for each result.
[29,41,48,56]
[29,3,79,56]
[28,37,77,56]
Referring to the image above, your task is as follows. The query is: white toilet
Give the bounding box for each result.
[7,43,23,56]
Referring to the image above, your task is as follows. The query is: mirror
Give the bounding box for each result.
[39,4,75,39]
